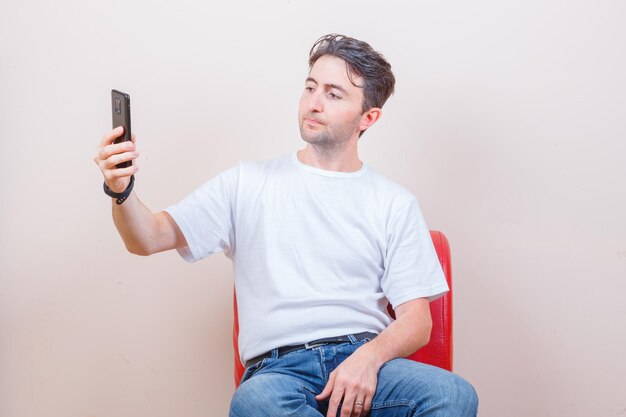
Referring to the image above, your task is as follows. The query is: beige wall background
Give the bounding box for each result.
[1,0,625,416]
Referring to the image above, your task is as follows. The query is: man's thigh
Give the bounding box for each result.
[230,371,323,417]
[371,359,478,417]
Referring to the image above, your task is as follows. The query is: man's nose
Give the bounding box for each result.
[308,91,323,113]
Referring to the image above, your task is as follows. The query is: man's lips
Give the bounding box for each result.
[303,117,324,126]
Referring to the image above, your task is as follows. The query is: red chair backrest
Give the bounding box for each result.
[233,230,453,386]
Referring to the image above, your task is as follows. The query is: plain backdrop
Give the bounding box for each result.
[1,1,625,416]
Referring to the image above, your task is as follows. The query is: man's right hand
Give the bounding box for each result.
[93,127,186,256]
[94,126,140,193]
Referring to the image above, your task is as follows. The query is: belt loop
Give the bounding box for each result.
[271,348,279,359]
[347,334,357,344]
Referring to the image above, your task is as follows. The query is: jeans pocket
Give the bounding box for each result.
[240,359,267,384]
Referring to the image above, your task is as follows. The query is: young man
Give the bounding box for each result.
[95,34,478,417]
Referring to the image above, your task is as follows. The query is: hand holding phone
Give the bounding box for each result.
[93,90,139,194]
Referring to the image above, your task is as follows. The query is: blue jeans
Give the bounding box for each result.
[230,338,478,416]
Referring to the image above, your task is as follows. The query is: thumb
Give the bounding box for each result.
[316,373,335,400]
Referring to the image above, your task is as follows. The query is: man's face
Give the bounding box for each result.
[298,55,366,149]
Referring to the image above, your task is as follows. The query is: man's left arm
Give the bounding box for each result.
[316,297,432,417]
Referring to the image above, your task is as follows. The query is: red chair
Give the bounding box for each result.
[233,230,453,386]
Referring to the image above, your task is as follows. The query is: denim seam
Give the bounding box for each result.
[370,399,417,411]
[318,347,328,381]
[299,383,319,396]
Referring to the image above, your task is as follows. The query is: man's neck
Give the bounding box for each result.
[297,143,362,173]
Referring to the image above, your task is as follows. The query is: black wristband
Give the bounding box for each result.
[103,175,135,205]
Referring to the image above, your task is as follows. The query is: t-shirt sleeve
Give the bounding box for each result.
[381,198,449,308]
[164,164,239,262]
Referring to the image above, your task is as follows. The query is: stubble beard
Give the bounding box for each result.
[299,116,360,158]
[300,125,343,159]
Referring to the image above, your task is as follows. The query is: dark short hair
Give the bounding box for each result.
[308,34,396,113]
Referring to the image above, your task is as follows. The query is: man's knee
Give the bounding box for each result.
[229,374,317,417]
[414,370,478,416]
[441,373,478,416]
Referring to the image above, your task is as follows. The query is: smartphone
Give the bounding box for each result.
[111,89,132,168]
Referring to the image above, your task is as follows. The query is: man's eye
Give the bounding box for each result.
[305,86,315,92]
[329,92,341,99]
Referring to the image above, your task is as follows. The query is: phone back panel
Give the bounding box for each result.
[111,89,132,168]
[111,89,131,144]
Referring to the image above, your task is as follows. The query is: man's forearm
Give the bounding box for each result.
[358,298,432,368]
[111,191,159,256]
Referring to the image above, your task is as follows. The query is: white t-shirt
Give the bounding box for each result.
[165,153,448,362]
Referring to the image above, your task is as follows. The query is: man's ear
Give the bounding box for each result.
[359,108,382,132]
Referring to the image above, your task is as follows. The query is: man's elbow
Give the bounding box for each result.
[415,317,433,351]
[419,327,432,349]
[125,242,154,256]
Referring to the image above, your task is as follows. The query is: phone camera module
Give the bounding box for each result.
[115,98,122,114]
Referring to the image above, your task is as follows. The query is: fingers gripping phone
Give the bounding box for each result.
[111,89,132,168]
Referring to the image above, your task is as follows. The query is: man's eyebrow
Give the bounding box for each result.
[305,77,349,95]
